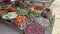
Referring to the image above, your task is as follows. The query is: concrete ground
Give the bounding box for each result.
[50,0,60,34]
[0,23,20,34]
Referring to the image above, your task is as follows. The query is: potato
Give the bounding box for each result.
[0,10,8,16]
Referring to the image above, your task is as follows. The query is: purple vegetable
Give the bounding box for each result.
[24,23,44,34]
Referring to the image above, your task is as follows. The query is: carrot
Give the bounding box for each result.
[22,16,27,23]
[13,15,27,27]
[14,16,22,23]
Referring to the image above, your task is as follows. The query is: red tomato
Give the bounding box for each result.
[8,7,17,12]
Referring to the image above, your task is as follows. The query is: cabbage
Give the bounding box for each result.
[2,12,17,19]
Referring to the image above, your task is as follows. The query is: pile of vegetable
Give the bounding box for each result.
[0,1,54,33]
[14,15,27,27]
[24,23,44,34]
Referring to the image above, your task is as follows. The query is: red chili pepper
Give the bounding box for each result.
[8,7,17,12]
[34,6,44,11]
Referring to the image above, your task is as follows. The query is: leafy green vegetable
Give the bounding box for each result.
[17,9,28,15]
[30,11,40,16]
